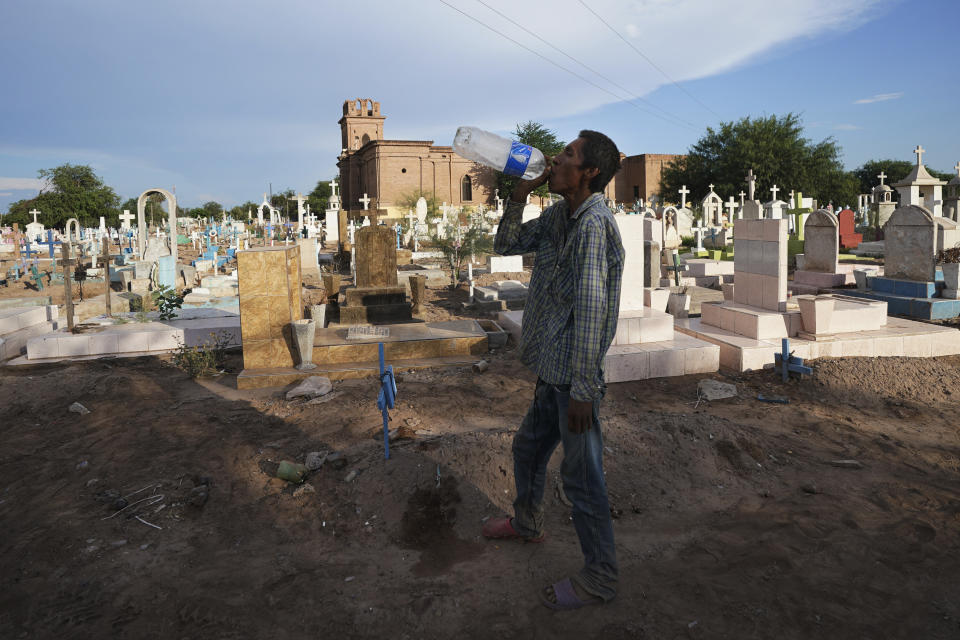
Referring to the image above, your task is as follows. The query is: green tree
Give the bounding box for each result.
[228,201,258,221]
[308,179,333,214]
[659,114,858,210]
[396,189,441,219]
[496,121,565,201]
[6,164,120,229]
[852,158,954,195]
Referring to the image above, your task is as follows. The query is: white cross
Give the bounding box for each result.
[725,197,737,220]
[29,209,41,224]
[708,183,715,192]
[330,178,339,196]
[359,193,371,210]
[770,184,780,201]
[914,145,925,166]
[738,190,746,207]
[693,223,705,252]
[120,209,134,229]
[877,171,887,186]
[745,169,756,200]
[678,185,690,208]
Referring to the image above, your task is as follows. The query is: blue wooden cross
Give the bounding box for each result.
[377,342,397,460]
[774,338,812,382]
[38,229,60,258]
[20,239,37,268]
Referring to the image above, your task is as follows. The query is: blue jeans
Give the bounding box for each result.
[511,379,618,601]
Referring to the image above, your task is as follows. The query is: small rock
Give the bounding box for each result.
[293,483,316,498]
[286,376,333,400]
[326,452,348,470]
[85,478,100,488]
[344,576,355,582]
[112,498,128,510]
[188,486,209,508]
[344,469,358,483]
[75,460,89,471]
[697,379,737,401]
[801,483,819,494]
[68,402,90,415]
[829,459,863,469]
[140,543,150,550]
[305,451,327,471]
[111,539,128,547]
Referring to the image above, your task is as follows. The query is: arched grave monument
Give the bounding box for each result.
[136,188,177,268]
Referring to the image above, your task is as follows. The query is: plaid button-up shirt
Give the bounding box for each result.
[494,192,624,402]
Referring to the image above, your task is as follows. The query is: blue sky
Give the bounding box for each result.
[1,0,957,213]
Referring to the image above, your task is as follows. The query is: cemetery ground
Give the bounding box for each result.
[2,333,960,638]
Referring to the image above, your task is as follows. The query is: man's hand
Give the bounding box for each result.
[567,398,593,434]
[509,156,552,203]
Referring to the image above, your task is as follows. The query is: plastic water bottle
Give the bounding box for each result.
[453,126,546,180]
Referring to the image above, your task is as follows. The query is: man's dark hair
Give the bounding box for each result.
[578,129,621,193]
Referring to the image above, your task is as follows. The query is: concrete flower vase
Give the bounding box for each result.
[942,263,960,290]
[292,319,317,370]
[797,295,834,335]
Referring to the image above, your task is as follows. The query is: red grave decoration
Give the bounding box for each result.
[838,209,862,249]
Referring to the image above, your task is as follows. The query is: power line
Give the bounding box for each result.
[436,0,697,131]
[576,0,722,121]
[470,0,695,129]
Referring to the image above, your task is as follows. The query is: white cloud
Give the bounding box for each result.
[0,177,46,191]
[834,123,863,130]
[854,92,904,104]
[0,192,12,197]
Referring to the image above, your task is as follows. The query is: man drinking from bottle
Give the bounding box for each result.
[482,130,624,610]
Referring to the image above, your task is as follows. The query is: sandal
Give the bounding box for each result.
[539,578,604,611]
[481,516,545,543]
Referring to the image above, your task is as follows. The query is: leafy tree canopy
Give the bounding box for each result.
[659,114,860,210]
[6,164,120,229]
[308,179,333,214]
[497,121,565,201]
[396,189,441,219]
[851,158,955,195]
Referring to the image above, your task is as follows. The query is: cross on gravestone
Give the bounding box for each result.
[725,197,737,221]
[330,178,339,197]
[101,236,111,317]
[693,223,705,253]
[38,230,59,258]
[745,169,756,200]
[29,209,41,224]
[739,190,746,207]
[877,171,887,186]
[914,144,925,166]
[678,185,690,208]
[359,193,371,211]
[770,184,780,201]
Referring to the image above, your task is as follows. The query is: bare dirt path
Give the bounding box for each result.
[2,346,960,638]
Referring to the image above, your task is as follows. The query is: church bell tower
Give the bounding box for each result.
[339,99,385,153]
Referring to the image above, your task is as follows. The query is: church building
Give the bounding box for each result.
[335,98,684,220]
[336,99,497,221]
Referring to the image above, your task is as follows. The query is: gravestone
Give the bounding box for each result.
[803,210,839,273]
[612,214,644,312]
[884,205,936,281]
[339,226,410,324]
[733,218,788,311]
[355,226,398,288]
[837,209,862,249]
